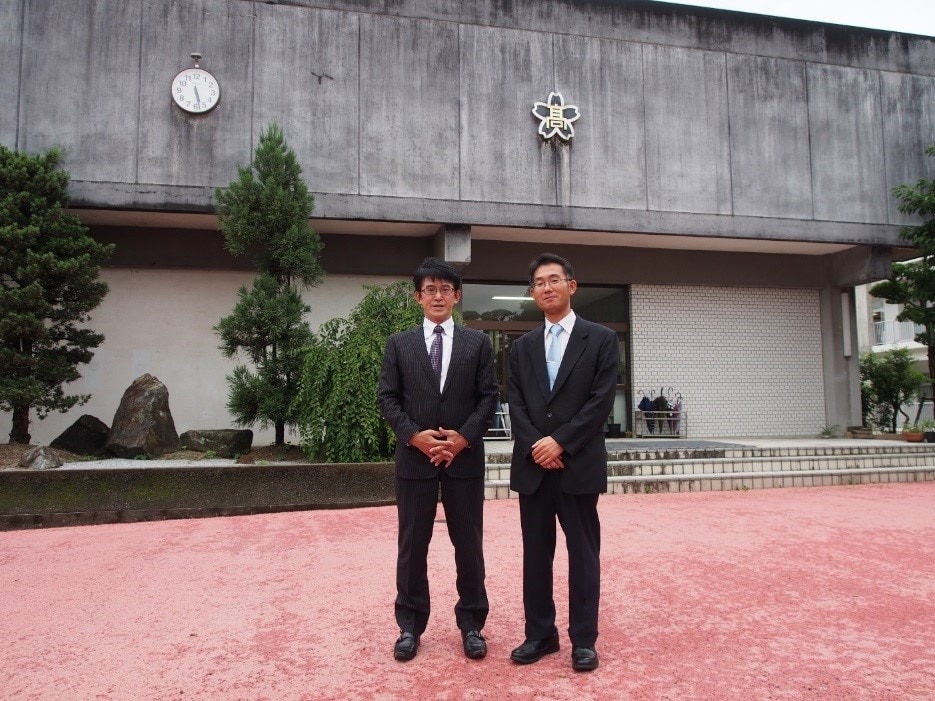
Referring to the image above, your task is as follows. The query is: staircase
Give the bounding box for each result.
[484,442,935,499]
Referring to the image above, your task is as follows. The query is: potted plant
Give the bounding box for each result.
[901,422,926,442]
[916,418,935,443]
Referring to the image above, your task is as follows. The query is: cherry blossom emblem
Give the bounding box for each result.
[532,92,581,141]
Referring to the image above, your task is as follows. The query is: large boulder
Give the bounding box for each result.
[180,429,253,458]
[50,414,110,456]
[105,374,180,458]
[18,446,63,470]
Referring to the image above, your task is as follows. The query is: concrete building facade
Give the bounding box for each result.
[2,0,934,444]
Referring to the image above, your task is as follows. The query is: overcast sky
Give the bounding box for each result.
[653,0,935,37]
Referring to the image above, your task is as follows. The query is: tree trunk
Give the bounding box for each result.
[275,420,285,446]
[9,404,31,444]
[928,342,935,418]
[913,397,926,423]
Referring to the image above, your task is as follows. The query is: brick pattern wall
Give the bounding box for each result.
[630,285,825,437]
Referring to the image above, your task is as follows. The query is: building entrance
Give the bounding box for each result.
[460,282,630,437]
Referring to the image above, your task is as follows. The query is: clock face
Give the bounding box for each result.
[171,67,220,114]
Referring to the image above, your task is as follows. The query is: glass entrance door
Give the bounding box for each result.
[460,283,630,437]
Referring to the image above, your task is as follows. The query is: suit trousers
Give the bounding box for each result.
[395,471,488,635]
[519,470,601,648]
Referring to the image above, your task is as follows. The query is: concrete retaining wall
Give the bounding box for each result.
[0,462,396,530]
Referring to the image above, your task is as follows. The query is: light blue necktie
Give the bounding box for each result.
[547,325,563,389]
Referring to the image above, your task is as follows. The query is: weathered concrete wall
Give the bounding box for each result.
[643,45,731,215]
[558,33,646,210]
[137,0,254,188]
[808,65,888,223]
[882,72,935,224]
[15,0,143,184]
[459,25,554,205]
[2,0,933,244]
[360,15,461,199]
[254,3,360,195]
[0,1,22,148]
[727,55,813,220]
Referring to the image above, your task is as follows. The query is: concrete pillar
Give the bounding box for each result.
[822,245,893,432]
[434,224,472,270]
[820,286,862,433]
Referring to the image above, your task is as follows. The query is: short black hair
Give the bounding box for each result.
[528,252,574,286]
[413,257,462,291]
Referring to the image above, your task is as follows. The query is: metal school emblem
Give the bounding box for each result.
[532,92,580,141]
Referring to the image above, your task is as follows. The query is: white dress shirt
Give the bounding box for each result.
[544,311,576,362]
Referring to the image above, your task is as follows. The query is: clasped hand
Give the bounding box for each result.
[412,427,468,467]
[531,435,564,469]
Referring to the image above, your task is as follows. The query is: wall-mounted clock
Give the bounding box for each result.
[171,53,220,114]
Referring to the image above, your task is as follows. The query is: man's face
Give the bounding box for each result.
[530,262,576,320]
[415,277,461,324]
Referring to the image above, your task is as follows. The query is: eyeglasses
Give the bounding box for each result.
[530,277,570,291]
[419,285,456,297]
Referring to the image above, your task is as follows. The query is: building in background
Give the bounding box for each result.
[855,279,933,425]
[2,0,934,444]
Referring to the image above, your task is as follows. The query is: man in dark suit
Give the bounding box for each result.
[507,252,619,672]
[378,257,499,662]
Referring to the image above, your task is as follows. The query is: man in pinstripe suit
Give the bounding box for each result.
[507,253,619,672]
[378,257,499,662]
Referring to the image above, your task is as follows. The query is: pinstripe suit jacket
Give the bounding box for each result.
[378,323,498,479]
[507,316,619,495]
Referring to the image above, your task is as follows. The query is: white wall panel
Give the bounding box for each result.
[0,270,395,447]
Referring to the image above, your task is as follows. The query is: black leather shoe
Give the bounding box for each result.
[510,632,560,664]
[394,631,420,661]
[462,630,487,659]
[571,646,599,671]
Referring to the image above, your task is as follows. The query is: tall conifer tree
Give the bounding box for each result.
[214,124,324,444]
[0,146,113,444]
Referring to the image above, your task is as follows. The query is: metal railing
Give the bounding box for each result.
[873,320,924,346]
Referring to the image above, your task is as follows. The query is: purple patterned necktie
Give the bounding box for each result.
[429,325,443,379]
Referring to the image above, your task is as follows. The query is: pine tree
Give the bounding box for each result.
[214,123,324,444]
[0,146,113,444]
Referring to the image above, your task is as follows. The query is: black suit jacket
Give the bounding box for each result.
[507,316,619,495]
[378,324,498,479]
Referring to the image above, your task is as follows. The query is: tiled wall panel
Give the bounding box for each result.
[631,285,825,437]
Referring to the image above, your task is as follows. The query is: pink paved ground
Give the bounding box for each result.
[2,482,933,701]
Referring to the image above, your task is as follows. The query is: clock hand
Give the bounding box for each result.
[194,86,201,105]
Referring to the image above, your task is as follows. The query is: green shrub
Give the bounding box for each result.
[293,280,423,462]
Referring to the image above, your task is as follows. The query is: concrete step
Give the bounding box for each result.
[484,444,935,498]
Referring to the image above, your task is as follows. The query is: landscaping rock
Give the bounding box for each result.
[18,446,63,470]
[105,374,180,458]
[50,415,110,456]
[180,429,253,458]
